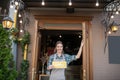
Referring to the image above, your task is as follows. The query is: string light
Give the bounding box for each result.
[116,11,119,14]
[95,0,99,7]
[10,0,24,14]
[15,1,19,6]
[69,0,72,6]
[108,30,112,34]
[103,0,120,35]
[20,29,23,33]
[10,2,14,8]
[14,9,17,13]
[18,13,21,17]
[111,15,114,18]
[79,35,81,38]
[19,20,22,23]
[59,35,62,38]
[41,0,45,6]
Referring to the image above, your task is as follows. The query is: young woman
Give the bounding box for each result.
[47,40,84,80]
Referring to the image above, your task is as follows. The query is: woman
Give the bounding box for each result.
[47,40,84,80]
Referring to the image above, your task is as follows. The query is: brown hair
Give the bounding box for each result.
[54,41,64,53]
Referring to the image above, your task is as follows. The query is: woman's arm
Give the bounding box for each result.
[76,40,84,59]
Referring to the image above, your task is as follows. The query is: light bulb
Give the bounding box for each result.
[10,2,14,8]
[59,35,62,38]
[15,1,19,6]
[69,1,72,6]
[14,9,17,13]
[14,6,18,13]
[111,15,114,18]
[20,29,23,32]
[10,5,14,8]
[108,31,111,34]
[18,13,21,17]
[79,35,81,38]
[96,2,99,7]
[41,1,45,6]
[20,20,22,23]
[116,11,119,14]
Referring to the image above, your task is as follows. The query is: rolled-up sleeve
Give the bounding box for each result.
[65,54,76,64]
[47,55,54,68]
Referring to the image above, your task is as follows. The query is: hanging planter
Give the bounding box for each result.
[10,27,19,36]
[11,31,30,52]
[20,31,30,52]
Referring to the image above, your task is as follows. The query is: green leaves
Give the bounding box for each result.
[9,27,19,35]
[20,60,29,80]
[20,31,30,52]
[0,24,17,80]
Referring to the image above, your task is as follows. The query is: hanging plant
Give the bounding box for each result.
[11,31,30,51]
[11,36,19,43]
[20,60,29,80]
[10,27,19,36]
[20,31,30,52]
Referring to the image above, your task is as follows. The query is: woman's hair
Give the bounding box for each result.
[54,41,64,53]
[55,41,63,47]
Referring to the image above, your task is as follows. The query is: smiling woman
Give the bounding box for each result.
[47,40,84,80]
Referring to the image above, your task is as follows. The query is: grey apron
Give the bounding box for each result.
[49,54,66,80]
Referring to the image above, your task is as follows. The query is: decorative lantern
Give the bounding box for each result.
[2,16,14,29]
[111,25,118,32]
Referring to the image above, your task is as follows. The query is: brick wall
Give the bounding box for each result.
[21,9,120,80]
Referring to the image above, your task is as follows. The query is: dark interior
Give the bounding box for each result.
[39,29,83,79]
[40,30,82,55]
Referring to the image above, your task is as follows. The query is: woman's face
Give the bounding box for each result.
[56,43,63,54]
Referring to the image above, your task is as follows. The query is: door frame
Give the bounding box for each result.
[33,15,93,80]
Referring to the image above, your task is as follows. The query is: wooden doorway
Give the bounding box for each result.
[34,15,93,80]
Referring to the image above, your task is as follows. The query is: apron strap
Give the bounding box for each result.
[62,54,65,60]
[53,53,57,60]
[54,53,65,61]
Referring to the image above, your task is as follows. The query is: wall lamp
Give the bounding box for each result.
[111,25,118,32]
[102,0,120,52]
[102,0,120,34]
[2,16,14,29]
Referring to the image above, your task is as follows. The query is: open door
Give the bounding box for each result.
[82,22,93,80]
[32,16,93,80]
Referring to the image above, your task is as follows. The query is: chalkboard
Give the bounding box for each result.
[108,36,120,64]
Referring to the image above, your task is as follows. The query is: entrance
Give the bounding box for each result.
[39,30,82,80]
[33,16,93,80]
